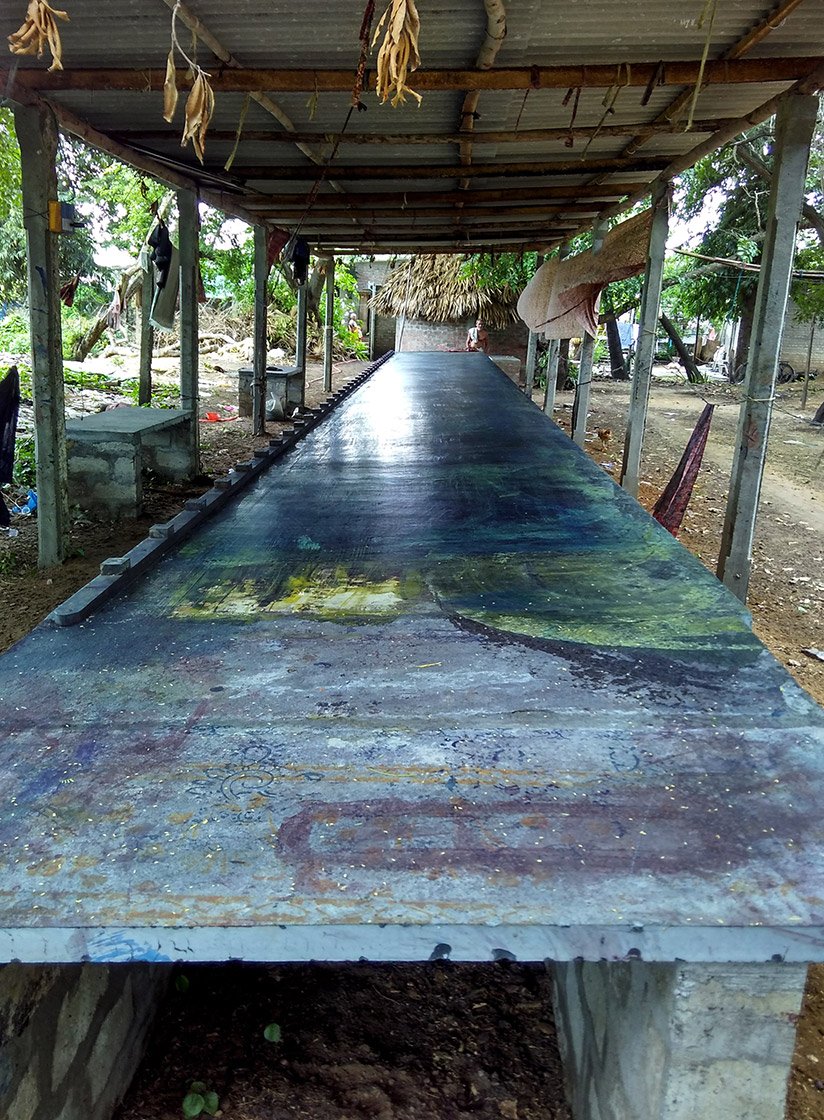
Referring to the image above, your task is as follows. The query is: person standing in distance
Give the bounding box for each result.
[466,317,489,353]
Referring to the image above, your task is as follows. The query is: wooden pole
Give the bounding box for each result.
[802,317,816,410]
[620,187,670,496]
[324,256,335,394]
[252,224,268,436]
[717,93,819,600]
[572,332,596,447]
[14,102,69,568]
[138,261,154,405]
[295,282,308,408]
[177,189,200,473]
[368,283,377,361]
[543,339,560,417]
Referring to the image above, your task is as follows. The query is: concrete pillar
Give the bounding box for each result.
[0,962,169,1120]
[368,282,377,361]
[717,93,818,600]
[295,282,308,408]
[552,960,807,1120]
[138,261,154,406]
[620,186,669,497]
[524,330,538,401]
[176,189,199,471]
[14,102,69,568]
[324,255,335,393]
[252,224,268,436]
[572,332,595,447]
[543,338,560,417]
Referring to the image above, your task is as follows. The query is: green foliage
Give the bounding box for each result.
[0,311,30,355]
[182,1083,219,1118]
[175,974,190,994]
[11,433,36,489]
[263,1022,282,1043]
[459,251,539,293]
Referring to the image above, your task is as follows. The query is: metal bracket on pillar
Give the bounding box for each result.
[14,101,69,567]
[718,92,819,601]
[620,184,670,497]
[252,224,268,437]
[324,255,335,394]
[177,189,200,472]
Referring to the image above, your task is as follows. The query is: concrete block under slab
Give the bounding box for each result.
[551,960,807,1120]
[0,963,168,1120]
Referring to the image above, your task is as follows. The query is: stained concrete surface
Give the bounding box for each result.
[1,353,823,963]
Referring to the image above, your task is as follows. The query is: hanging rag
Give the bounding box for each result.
[267,228,290,270]
[517,209,654,340]
[0,365,21,528]
[60,273,80,308]
[149,245,180,331]
[148,220,174,289]
[286,237,311,286]
[652,403,714,537]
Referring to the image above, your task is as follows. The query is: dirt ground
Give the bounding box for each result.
[2,360,824,1118]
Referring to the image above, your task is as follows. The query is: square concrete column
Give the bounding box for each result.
[552,960,807,1120]
[252,224,268,436]
[177,189,200,473]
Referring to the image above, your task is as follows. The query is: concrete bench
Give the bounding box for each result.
[237,365,303,420]
[65,405,193,516]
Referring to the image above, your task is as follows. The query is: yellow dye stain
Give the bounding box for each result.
[263,572,403,616]
[72,854,100,870]
[168,812,193,825]
[27,857,63,877]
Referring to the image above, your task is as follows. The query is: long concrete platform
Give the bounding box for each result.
[1,353,824,966]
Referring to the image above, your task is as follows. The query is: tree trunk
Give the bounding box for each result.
[659,313,704,384]
[812,398,824,424]
[734,285,757,379]
[306,257,331,325]
[556,338,570,390]
[605,316,628,379]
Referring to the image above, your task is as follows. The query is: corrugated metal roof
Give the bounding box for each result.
[4,0,822,250]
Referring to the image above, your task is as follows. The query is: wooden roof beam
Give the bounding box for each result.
[111,119,734,146]
[230,156,668,181]
[241,183,642,207]
[8,56,820,93]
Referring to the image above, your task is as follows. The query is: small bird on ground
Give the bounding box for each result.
[597,427,612,450]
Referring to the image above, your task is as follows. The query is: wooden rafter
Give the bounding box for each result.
[7,56,821,93]
[240,183,642,208]
[228,156,669,180]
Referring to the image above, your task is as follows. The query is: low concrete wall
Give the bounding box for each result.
[552,960,806,1120]
[0,962,168,1120]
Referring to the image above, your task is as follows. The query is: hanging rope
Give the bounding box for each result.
[685,0,718,131]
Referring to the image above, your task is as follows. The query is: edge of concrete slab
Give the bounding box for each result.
[46,354,393,628]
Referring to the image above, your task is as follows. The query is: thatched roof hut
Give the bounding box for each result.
[371,256,520,331]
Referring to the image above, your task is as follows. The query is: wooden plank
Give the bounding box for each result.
[13,102,69,568]
[717,93,819,600]
[10,56,822,92]
[242,184,642,208]
[230,156,670,181]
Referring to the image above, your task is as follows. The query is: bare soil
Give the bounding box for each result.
[2,361,824,1118]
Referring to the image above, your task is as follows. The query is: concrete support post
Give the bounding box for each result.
[324,255,335,393]
[552,960,806,1120]
[138,263,154,406]
[543,338,560,417]
[368,283,377,361]
[572,332,595,447]
[14,102,69,568]
[620,187,669,497]
[524,330,538,401]
[252,224,268,436]
[176,189,199,472]
[295,282,308,408]
[717,93,818,600]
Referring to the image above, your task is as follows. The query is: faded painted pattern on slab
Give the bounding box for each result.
[0,354,823,961]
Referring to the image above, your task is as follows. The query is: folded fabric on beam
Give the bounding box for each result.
[517,208,654,340]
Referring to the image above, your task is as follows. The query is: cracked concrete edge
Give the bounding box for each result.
[46,356,392,628]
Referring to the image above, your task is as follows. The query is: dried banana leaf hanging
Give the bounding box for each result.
[8,0,69,72]
[372,0,422,107]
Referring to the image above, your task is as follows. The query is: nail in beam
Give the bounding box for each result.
[620,185,669,496]
[718,92,819,600]
[324,256,335,394]
[252,224,268,436]
[14,102,69,567]
[177,189,200,472]
[295,282,308,408]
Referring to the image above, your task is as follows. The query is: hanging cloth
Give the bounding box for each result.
[0,365,21,528]
[652,403,714,537]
